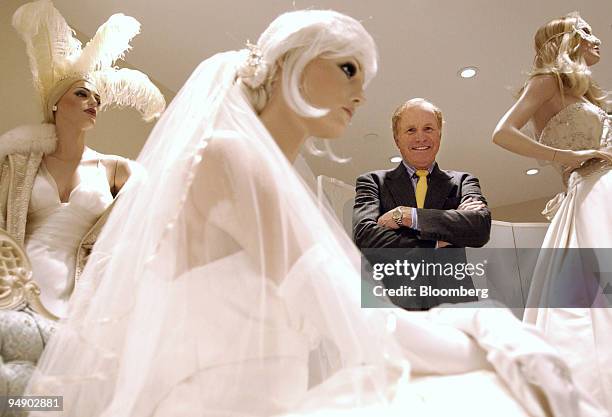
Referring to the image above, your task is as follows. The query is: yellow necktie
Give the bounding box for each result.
[415,170,428,208]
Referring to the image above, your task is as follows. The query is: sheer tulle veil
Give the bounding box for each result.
[26,10,411,416]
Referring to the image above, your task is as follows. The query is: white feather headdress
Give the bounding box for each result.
[12,0,165,122]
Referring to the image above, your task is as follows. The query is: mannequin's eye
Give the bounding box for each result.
[340,62,357,78]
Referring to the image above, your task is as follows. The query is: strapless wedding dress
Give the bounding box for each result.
[524,101,612,412]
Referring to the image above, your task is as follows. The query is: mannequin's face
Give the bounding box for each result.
[298,55,365,139]
[576,21,601,66]
[54,80,101,131]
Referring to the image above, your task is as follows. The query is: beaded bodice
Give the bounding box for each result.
[539,102,610,151]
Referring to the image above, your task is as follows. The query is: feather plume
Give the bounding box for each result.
[93,68,165,121]
[13,1,164,122]
[74,14,140,75]
[12,0,82,96]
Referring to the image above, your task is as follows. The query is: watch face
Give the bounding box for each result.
[392,208,401,221]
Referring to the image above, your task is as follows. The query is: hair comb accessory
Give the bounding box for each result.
[237,41,268,89]
[573,18,601,46]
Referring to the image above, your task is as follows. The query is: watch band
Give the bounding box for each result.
[392,207,403,227]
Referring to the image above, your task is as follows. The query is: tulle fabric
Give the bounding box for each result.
[26,50,405,416]
[27,51,607,417]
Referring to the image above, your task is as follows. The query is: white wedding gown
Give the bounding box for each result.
[145,254,530,417]
[25,155,113,318]
[524,101,612,413]
[126,197,529,417]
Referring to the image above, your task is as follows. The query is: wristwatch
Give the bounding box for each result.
[391,207,404,227]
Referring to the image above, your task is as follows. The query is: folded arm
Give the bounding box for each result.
[354,172,491,248]
[353,174,436,249]
[416,175,491,247]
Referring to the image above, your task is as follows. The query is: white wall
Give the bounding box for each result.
[491,196,555,223]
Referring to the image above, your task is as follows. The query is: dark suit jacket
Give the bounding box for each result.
[353,162,491,309]
[353,162,491,249]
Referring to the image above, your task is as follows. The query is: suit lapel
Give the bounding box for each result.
[424,163,453,209]
[384,164,417,207]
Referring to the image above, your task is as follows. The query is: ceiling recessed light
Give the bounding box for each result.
[526,168,539,176]
[390,156,402,163]
[459,66,478,78]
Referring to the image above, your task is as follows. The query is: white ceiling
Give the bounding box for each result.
[13,0,612,207]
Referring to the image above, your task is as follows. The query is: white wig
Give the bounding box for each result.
[238,9,378,118]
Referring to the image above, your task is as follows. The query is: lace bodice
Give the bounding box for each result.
[539,102,611,151]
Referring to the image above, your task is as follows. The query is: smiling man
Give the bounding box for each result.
[353,98,491,309]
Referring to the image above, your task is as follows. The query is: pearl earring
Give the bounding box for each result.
[52,105,58,111]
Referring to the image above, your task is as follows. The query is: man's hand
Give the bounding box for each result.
[377,206,411,229]
[458,197,486,212]
[436,198,487,247]
[378,198,487,242]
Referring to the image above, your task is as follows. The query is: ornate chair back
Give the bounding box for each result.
[0,228,57,320]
